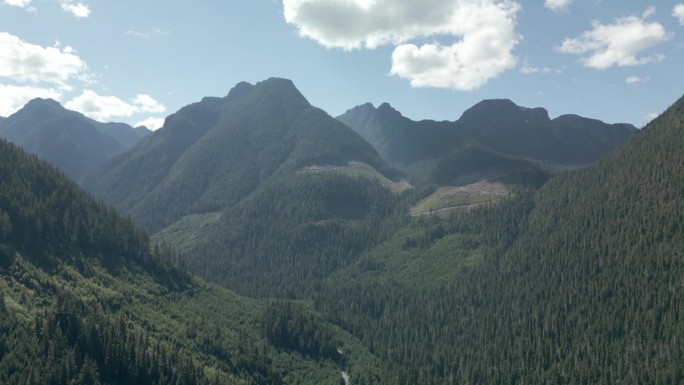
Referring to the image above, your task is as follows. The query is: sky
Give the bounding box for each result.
[1,0,683,130]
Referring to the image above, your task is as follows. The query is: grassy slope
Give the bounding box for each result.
[410,182,508,215]
[298,161,411,194]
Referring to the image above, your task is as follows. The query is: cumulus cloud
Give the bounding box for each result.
[625,75,649,84]
[65,90,166,122]
[283,0,521,90]
[545,0,571,12]
[133,94,166,113]
[134,117,165,131]
[3,0,32,8]
[66,91,137,121]
[0,32,88,89]
[3,0,88,15]
[0,84,62,116]
[644,112,658,122]
[674,4,684,25]
[59,0,90,17]
[557,8,670,69]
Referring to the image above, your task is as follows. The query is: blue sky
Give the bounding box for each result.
[1,0,683,129]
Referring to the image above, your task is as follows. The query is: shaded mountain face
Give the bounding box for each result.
[456,99,637,165]
[83,78,395,235]
[83,78,401,297]
[0,98,149,180]
[338,99,636,184]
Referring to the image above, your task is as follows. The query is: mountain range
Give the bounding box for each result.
[79,78,639,297]
[0,98,149,180]
[2,76,683,384]
[338,99,636,184]
[321,92,684,383]
[81,78,403,296]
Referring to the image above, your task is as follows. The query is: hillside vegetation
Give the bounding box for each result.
[16,75,684,384]
[84,78,406,298]
[0,138,383,385]
[314,94,684,384]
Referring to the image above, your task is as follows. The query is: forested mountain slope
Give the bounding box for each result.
[338,99,636,183]
[317,94,684,384]
[83,78,396,234]
[0,138,383,385]
[83,78,404,298]
[0,98,148,180]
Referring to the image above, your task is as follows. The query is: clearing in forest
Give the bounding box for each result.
[411,181,509,216]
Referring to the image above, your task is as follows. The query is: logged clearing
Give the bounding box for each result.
[300,161,412,193]
[411,181,509,217]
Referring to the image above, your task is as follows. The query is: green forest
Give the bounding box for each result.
[1,77,683,384]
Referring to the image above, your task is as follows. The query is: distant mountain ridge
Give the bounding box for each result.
[338,99,636,183]
[0,98,149,180]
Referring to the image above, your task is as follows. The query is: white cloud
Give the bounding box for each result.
[133,94,166,113]
[134,117,165,131]
[125,28,170,39]
[644,112,658,122]
[520,65,538,74]
[545,0,571,12]
[625,75,649,84]
[283,0,521,91]
[59,1,90,17]
[3,0,32,8]
[65,90,166,122]
[557,8,670,69]
[0,32,88,89]
[3,0,88,15]
[66,90,137,121]
[520,62,562,75]
[674,4,684,25]
[0,84,62,116]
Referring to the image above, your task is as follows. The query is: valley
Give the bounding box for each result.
[1,77,683,384]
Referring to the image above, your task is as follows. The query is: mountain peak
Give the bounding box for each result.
[341,102,375,116]
[377,102,399,113]
[256,77,306,99]
[25,97,62,107]
[459,98,550,123]
[376,102,404,122]
[20,97,66,115]
[226,81,254,99]
[259,77,296,87]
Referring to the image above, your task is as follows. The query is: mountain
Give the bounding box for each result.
[0,98,149,180]
[456,99,637,164]
[0,137,384,385]
[318,94,684,383]
[83,78,404,297]
[338,99,636,184]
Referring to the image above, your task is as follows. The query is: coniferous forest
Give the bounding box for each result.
[1,76,683,384]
